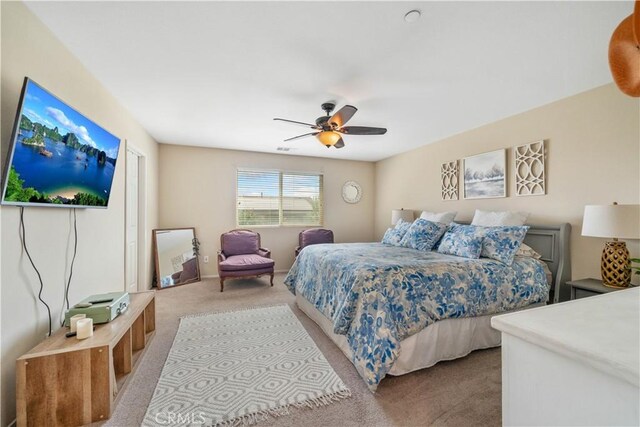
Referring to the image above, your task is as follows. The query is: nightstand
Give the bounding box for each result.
[567,278,627,300]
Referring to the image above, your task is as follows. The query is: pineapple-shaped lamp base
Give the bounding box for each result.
[601,240,631,288]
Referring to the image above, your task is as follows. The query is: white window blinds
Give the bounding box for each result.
[237,169,323,227]
[282,172,323,226]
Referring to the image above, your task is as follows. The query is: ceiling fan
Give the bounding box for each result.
[274,102,387,149]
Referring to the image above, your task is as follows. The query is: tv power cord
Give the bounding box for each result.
[19,206,52,337]
[61,208,78,325]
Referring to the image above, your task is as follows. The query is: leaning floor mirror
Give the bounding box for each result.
[153,227,201,289]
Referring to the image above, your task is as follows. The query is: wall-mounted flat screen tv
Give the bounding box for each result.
[1,78,121,208]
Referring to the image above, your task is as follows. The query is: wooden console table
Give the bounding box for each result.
[16,291,156,426]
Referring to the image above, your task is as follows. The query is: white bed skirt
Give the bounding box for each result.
[296,294,543,376]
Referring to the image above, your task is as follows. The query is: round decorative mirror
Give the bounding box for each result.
[342,181,362,204]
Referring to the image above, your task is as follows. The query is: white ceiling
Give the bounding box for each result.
[26,1,630,162]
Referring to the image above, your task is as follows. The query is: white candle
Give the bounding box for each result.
[76,318,93,340]
[70,314,86,333]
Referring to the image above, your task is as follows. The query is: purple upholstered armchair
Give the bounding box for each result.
[217,229,274,292]
[295,228,334,257]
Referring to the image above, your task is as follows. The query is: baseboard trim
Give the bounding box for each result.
[201,269,289,280]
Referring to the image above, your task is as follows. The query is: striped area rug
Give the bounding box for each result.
[143,304,350,426]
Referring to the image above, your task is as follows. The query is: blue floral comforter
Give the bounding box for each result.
[284,243,550,391]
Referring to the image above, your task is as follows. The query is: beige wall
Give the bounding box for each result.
[0,3,159,425]
[0,3,637,425]
[158,144,375,276]
[375,83,640,283]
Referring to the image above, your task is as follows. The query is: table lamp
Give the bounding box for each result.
[391,208,414,226]
[582,203,640,288]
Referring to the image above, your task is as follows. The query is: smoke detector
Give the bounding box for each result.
[404,10,421,23]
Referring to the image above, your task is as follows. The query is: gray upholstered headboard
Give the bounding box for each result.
[522,223,572,303]
[459,222,572,303]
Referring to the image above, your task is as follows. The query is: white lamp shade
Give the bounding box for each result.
[391,209,414,225]
[582,204,640,239]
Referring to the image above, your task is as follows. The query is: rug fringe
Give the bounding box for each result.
[180,303,291,320]
[212,389,352,427]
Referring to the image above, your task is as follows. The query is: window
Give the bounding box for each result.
[236,169,323,227]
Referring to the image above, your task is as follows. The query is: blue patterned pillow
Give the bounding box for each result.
[437,231,484,259]
[447,223,477,236]
[432,223,475,250]
[399,218,448,251]
[381,219,412,246]
[444,223,529,265]
[382,228,395,244]
[395,219,412,236]
[481,226,529,265]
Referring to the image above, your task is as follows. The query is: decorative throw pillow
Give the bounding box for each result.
[432,222,472,250]
[395,219,412,234]
[444,223,529,265]
[420,211,458,225]
[437,231,484,259]
[481,225,529,265]
[446,223,477,235]
[471,209,530,227]
[399,218,448,251]
[381,219,412,246]
[382,228,395,244]
[515,243,542,259]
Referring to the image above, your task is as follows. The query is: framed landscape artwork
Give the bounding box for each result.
[463,149,506,199]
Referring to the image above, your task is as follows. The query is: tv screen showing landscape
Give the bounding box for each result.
[1,78,121,208]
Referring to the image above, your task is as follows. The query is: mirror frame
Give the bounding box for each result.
[342,181,362,204]
[152,227,201,289]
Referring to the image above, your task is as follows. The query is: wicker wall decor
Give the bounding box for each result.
[515,140,546,196]
[441,160,459,201]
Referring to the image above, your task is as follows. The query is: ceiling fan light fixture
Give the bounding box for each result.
[316,131,341,147]
[276,103,386,150]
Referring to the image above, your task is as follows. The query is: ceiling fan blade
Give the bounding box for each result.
[284,132,319,142]
[274,118,319,129]
[334,138,345,149]
[340,126,387,135]
[328,105,357,127]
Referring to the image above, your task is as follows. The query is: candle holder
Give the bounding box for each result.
[69,314,86,333]
[76,318,94,340]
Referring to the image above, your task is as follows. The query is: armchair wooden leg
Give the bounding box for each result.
[220,278,224,292]
[270,273,274,287]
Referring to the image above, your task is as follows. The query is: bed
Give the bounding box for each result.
[284,223,571,391]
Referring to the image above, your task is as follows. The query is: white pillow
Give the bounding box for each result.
[515,243,542,259]
[471,210,529,227]
[420,211,457,225]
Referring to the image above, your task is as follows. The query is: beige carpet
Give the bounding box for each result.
[105,274,501,427]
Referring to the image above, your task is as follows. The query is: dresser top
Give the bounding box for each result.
[18,291,155,359]
[492,288,640,387]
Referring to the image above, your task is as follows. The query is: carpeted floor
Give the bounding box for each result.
[105,274,501,427]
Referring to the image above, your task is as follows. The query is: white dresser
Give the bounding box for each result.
[492,288,640,426]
